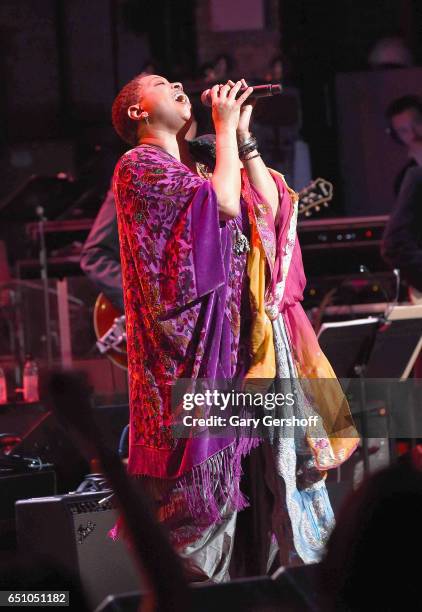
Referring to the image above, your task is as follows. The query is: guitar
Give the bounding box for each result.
[297,177,333,217]
[93,293,127,369]
[93,177,334,368]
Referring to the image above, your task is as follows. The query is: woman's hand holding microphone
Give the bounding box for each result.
[211,79,279,219]
[210,79,253,134]
[210,80,253,219]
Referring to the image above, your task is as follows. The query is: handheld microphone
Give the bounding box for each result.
[200,83,282,107]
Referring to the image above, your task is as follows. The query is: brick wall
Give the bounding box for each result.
[195,0,281,79]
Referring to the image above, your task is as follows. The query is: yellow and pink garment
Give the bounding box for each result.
[242,168,359,471]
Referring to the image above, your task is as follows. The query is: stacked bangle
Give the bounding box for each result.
[238,134,259,161]
[242,151,261,161]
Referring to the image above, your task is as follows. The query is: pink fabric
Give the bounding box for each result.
[243,170,359,468]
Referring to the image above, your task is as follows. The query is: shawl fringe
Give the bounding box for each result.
[109,437,261,541]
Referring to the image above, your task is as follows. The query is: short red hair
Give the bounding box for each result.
[111,75,144,146]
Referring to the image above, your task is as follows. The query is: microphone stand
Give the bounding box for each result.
[356,266,402,474]
[354,363,371,475]
[386,268,401,461]
[36,205,53,368]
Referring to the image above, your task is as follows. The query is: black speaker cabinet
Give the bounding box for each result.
[15,490,140,609]
[0,468,56,550]
[96,565,321,612]
[11,411,89,493]
[10,404,129,492]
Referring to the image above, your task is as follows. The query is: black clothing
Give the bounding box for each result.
[80,186,124,311]
[393,159,417,196]
[382,166,422,292]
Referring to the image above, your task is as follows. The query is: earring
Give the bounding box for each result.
[141,112,149,125]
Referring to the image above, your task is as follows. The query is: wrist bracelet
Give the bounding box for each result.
[239,143,259,160]
[239,145,257,159]
[242,151,261,162]
[239,144,258,159]
[238,135,257,155]
[237,133,254,147]
[238,140,257,154]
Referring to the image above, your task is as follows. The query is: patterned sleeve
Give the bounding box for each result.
[113,146,227,317]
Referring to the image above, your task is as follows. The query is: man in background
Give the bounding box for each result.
[382,95,422,298]
[382,99,422,374]
[382,175,422,376]
[385,95,422,195]
[80,188,124,311]
[382,166,422,299]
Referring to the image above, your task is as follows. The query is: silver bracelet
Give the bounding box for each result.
[238,134,257,155]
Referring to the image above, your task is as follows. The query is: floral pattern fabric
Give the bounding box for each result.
[113,144,250,479]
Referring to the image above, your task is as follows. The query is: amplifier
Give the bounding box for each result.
[298,215,389,278]
[15,490,140,609]
[296,215,401,309]
[302,273,398,309]
[298,214,388,247]
[95,564,321,612]
[0,468,56,549]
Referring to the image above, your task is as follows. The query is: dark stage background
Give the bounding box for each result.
[0,0,422,217]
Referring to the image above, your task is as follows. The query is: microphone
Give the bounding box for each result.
[200,83,282,107]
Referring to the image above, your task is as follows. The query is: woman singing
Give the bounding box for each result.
[110,74,357,581]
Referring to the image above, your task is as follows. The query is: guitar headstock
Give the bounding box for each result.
[298,177,333,217]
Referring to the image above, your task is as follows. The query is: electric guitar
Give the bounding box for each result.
[297,177,333,217]
[93,177,333,368]
[93,294,127,369]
